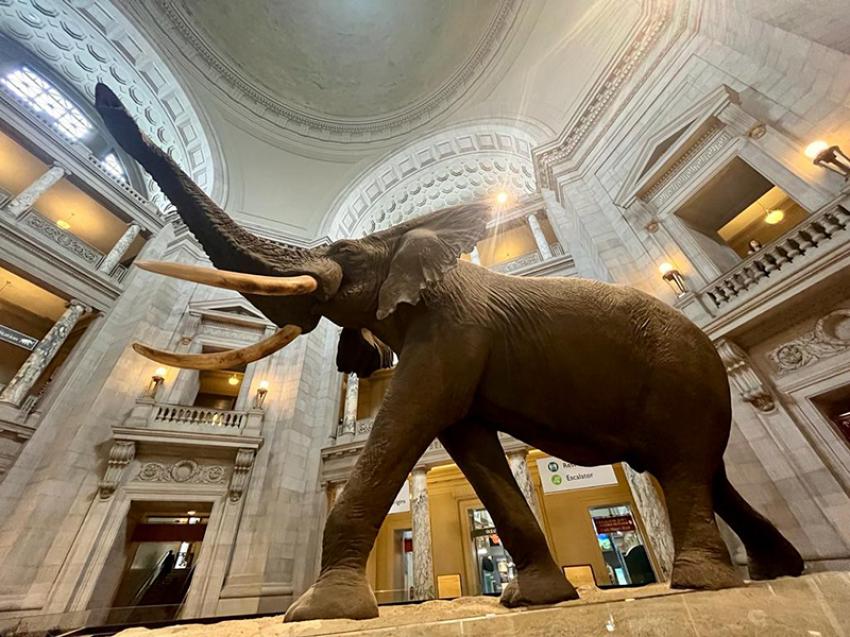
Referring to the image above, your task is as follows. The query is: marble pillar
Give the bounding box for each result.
[622,464,674,581]
[470,246,481,265]
[0,300,89,406]
[410,467,435,600]
[527,212,553,260]
[339,373,359,438]
[506,448,544,526]
[4,164,67,217]
[98,223,140,274]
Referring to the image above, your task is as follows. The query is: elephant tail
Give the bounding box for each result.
[712,463,804,580]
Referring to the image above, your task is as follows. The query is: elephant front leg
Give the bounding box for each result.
[285,331,486,622]
[440,421,578,607]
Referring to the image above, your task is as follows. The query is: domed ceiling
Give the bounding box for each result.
[151,0,518,141]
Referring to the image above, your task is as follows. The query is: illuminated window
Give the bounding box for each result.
[101,152,127,182]
[1,67,93,140]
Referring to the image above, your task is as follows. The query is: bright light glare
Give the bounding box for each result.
[101,152,127,182]
[228,374,240,386]
[2,67,93,140]
[764,209,785,225]
[495,191,509,205]
[55,219,71,230]
[804,140,829,160]
[658,262,674,276]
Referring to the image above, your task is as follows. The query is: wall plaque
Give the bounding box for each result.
[0,324,39,351]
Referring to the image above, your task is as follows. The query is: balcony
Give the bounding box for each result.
[115,398,265,449]
[681,195,850,330]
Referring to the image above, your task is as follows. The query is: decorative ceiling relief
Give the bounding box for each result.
[143,0,520,142]
[0,0,218,210]
[321,122,542,239]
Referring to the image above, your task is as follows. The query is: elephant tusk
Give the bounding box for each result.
[135,260,318,296]
[132,325,301,370]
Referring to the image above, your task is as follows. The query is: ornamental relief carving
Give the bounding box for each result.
[769,310,850,374]
[643,127,732,206]
[135,459,228,485]
[23,211,102,264]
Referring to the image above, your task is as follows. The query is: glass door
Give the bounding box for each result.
[589,504,656,586]
[468,507,516,595]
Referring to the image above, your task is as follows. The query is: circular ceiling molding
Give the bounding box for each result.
[322,119,545,239]
[0,0,220,210]
[145,0,520,143]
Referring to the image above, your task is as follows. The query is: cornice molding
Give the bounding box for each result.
[533,0,689,189]
[0,0,219,209]
[146,0,521,143]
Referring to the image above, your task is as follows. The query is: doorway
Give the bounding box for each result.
[588,504,656,586]
[108,504,210,623]
[468,507,517,596]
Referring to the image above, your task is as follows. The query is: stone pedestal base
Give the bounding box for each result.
[114,572,849,637]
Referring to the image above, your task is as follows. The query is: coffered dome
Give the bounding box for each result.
[146,0,518,141]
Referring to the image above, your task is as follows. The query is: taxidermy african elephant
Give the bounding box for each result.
[95,83,804,622]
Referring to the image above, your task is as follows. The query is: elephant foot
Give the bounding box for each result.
[670,551,743,591]
[500,563,579,608]
[284,567,378,622]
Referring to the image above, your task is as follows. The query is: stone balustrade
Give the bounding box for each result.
[123,398,264,437]
[699,203,850,309]
[490,242,565,274]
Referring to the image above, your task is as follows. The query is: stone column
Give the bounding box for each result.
[527,211,553,260]
[470,246,481,265]
[3,164,67,217]
[339,373,359,439]
[410,467,435,600]
[506,448,544,526]
[0,300,89,406]
[98,223,140,274]
[622,465,674,581]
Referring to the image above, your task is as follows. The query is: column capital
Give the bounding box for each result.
[67,299,92,314]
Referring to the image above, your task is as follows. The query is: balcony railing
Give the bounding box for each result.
[153,404,247,429]
[122,398,264,437]
[490,242,565,274]
[699,203,850,309]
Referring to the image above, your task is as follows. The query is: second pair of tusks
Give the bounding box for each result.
[133,325,301,370]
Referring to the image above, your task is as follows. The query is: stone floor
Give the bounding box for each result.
[115,572,849,637]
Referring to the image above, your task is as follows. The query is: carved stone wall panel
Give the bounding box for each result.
[135,459,228,485]
[769,309,850,374]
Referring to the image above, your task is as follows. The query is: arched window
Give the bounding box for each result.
[0,37,140,191]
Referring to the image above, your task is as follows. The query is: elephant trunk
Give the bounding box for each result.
[94,83,304,276]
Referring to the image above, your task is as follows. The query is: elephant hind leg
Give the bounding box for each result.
[658,468,743,590]
[440,421,578,607]
[712,463,804,580]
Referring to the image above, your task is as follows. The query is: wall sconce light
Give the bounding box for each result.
[146,367,166,398]
[659,262,688,297]
[805,140,850,179]
[254,380,270,409]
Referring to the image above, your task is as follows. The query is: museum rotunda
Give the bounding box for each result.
[1,0,850,634]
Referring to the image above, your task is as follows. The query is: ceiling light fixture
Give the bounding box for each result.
[764,209,785,225]
[56,219,71,230]
[228,374,239,386]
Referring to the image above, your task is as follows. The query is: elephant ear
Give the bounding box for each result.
[336,328,394,377]
[376,203,489,320]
